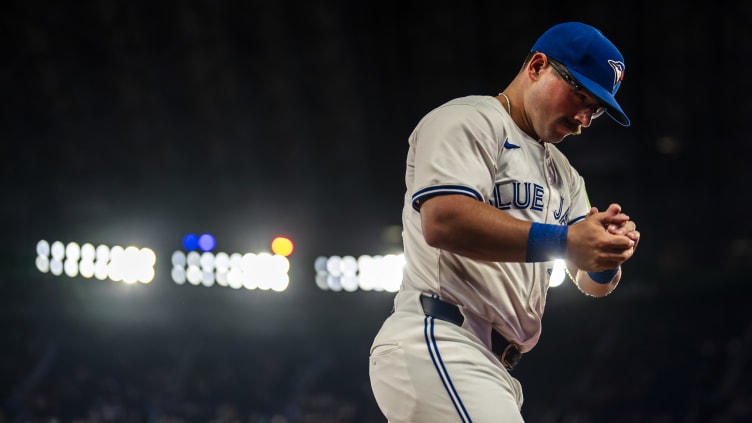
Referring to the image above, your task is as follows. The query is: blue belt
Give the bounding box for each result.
[420,295,522,370]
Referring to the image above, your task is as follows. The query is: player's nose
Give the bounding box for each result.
[574,110,593,128]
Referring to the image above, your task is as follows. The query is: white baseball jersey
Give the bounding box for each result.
[400,95,591,353]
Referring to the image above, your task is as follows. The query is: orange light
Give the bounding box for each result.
[271,236,294,257]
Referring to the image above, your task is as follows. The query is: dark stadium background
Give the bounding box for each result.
[3,1,751,422]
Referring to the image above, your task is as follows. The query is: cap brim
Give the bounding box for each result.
[568,68,631,127]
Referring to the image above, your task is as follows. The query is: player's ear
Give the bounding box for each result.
[528,52,546,79]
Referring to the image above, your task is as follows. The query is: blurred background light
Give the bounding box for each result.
[36,239,155,284]
[183,233,199,251]
[549,259,567,288]
[171,248,290,292]
[271,236,294,257]
[314,253,405,292]
[198,233,216,252]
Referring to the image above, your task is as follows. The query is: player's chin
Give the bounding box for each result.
[548,121,578,142]
[543,129,567,143]
[548,133,569,144]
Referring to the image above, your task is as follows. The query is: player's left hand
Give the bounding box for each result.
[587,204,640,256]
[607,220,639,252]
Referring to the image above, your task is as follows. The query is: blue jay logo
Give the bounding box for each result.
[608,60,625,93]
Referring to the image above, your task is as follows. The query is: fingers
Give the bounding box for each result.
[608,232,635,250]
[568,204,640,271]
[605,219,640,251]
[598,205,638,244]
[594,210,629,227]
[594,234,636,269]
[607,220,636,235]
[606,228,639,265]
[606,203,622,214]
[568,220,634,271]
[602,249,634,269]
[627,229,640,250]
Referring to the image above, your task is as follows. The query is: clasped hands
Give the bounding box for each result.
[566,203,640,272]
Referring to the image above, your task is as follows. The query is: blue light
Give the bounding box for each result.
[198,233,216,252]
[183,234,199,251]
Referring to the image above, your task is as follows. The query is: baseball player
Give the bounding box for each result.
[369,22,640,422]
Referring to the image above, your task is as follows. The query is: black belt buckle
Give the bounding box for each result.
[492,329,521,370]
[500,344,522,370]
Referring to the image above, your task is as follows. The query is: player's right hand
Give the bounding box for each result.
[566,203,636,272]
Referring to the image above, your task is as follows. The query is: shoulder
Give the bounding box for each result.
[419,95,506,131]
[435,95,504,115]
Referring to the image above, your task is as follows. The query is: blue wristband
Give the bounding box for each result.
[525,222,568,262]
[587,268,619,284]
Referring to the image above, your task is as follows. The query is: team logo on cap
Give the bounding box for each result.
[608,60,625,92]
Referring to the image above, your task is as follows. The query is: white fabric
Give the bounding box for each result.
[401,95,590,352]
[370,290,524,423]
[370,95,591,421]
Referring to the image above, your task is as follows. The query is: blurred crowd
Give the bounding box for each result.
[0,318,382,423]
[1,282,750,423]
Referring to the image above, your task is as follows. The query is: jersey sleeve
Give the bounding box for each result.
[410,102,501,211]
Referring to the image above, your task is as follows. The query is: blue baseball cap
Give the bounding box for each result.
[532,22,630,126]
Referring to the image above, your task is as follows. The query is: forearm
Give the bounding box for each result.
[420,195,635,272]
[420,194,532,262]
[568,263,621,297]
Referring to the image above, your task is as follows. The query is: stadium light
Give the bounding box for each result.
[549,259,567,288]
[171,247,290,292]
[271,236,294,257]
[36,239,156,284]
[314,253,405,292]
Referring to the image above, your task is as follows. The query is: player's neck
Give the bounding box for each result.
[496,90,537,141]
